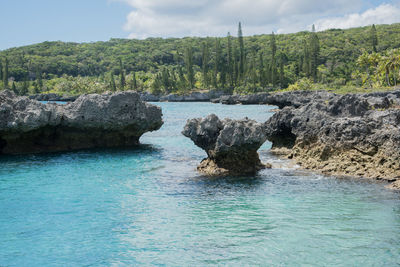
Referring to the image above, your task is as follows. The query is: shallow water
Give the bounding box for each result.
[0,102,399,266]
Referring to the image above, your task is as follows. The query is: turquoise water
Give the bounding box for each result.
[1,102,400,266]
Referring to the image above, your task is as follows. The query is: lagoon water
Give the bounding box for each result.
[0,102,399,266]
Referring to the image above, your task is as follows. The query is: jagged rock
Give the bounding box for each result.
[29,93,78,102]
[0,90,163,154]
[159,91,226,102]
[182,114,268,176]
[264,90,400,187]
[140,92,160,102]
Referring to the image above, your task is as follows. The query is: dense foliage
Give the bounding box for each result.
[1,23,400,96]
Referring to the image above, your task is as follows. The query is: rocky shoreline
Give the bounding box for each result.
[29,90,228,103]
[1,90,163,154]
[262,90,400,190]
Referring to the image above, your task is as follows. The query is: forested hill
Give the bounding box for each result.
[1,23,400,95]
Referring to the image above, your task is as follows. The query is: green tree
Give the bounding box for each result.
[310,25,320,82]
[227,32,234,88]
[184,46,195,89]
[3,57,9,89]
[110,73,116,91]
[371,24,378,53]
[259,52,266,88]
[270,32,278,86]
[0,61,2,89]
[238,22,245,79]
[11,82,17,94]
[213,39,221,89]
[131,72,137,90]
[119,58,126,89]
[201,42,210,88]
[20,74,29,95]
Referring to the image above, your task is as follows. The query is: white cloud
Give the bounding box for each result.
[314,4,400,31]
[115,0,399,38]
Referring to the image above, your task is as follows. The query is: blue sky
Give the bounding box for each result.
[1,0,399,50]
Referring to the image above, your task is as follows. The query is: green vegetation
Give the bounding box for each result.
[1,23,400,96]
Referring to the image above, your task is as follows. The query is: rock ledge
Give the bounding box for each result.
[0,90,163,154]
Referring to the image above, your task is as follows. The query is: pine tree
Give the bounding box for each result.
[201,42,210,88]
[119,59,125,89]
[303,39,311,77]
[131,72,137,90]
[250,53,257,87]
[259,52,266,88]
[36,70,43,90]
[238,22,245,80]
[110,73,116,91]
[279,53,288,88]
[3,57,9,89]
[21,74,29,96]
[184,46,195,89]
[227,32,234,88]
[310,25,320,82]
[34,81,40,94]
[213,38,221,89]
[177,66,186,91]
[371,24,378,53]
[0,61,3,89]
[11,82,17,94]
[270,32,277,86]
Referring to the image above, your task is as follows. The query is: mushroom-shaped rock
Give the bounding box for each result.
[182,114,268,176]
[0,90,163,154]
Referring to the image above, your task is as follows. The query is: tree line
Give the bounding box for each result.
[1,23,399,96]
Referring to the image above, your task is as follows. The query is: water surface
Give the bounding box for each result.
[0,102,399,266]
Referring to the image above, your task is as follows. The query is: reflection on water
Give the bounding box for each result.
[0,102,399,266]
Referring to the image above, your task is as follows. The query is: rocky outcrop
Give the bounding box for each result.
[182,114,269,176]
[264,90,400,188]
[29,93,78,102]
[139,91,228,102]
[214,91,335,108]
[0,90,163,154]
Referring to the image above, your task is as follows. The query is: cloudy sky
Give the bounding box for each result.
[0,0,399,50]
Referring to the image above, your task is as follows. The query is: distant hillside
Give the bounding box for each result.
[0,23,399,95]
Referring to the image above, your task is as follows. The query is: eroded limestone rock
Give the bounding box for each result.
[264,90,400,188]
[0,90,163,154]
[182,114,268,176]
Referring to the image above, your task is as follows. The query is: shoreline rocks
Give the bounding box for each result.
[263,90,400,188]
[182,114,269,176]
[0,90,163,154]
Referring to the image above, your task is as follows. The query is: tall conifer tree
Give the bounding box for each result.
[201,42,210,88]
[238,22,245,79]
[371,24,378,53]
[184,46,195,89]
[3,57,9,89]
[119,58,126,89]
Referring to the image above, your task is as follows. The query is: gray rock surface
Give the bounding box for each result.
[263,90,400,187]
[0,90,163,154]
[29,93,78,102]
[182,114,268,175]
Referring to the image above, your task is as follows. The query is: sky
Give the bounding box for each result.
[0,0,399,50]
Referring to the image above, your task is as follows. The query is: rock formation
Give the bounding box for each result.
[264,90,400,188]
[182,114,268,176]
[0,90,163,154]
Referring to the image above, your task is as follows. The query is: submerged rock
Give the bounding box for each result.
[182,114,268,176]
[0,90,163,154]
[264,90,400,187]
